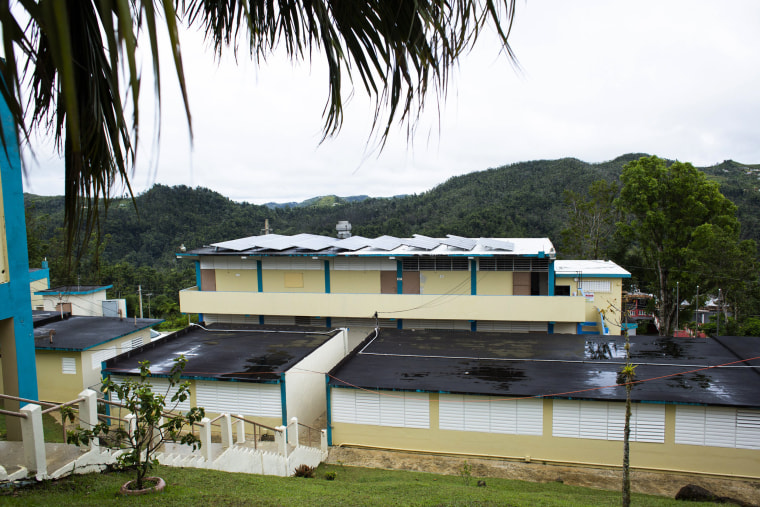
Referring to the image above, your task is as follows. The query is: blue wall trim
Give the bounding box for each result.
[325,376,333,446]
[548,261,555,296]
[280,373,287,427]
[194,261,201,289]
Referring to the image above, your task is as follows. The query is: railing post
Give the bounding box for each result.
[220,414,233,449]
[235,414,245,444]
[20,404,47,479]
[125,413,136,438]
[320,429,328,453]
[275,425,288,457]
[78,389,99,450]
[199,417,212,461]
[288,417,299,448]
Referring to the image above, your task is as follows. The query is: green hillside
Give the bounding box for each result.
[24,154,760,321]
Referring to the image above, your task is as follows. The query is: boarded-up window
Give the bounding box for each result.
[284,272,304,288]
[512,272,531,295]
[195,380,281,418]
[380,271,397,294]
[200,269,216,291]
[402,272,420,294]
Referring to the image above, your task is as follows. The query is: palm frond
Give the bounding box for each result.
[2,0,516,272]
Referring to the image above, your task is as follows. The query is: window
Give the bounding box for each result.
[62,357,77,375]
[331,389,429,429]
[675,405,760,449]
[439,394,542,435]
[578,280,611,293]
[552,400,664,443]
[555,285,571,296]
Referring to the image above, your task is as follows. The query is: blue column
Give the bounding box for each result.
[195,260,201,289]
[326,378,333,446]
[396,260,403,294]
[0,84,38,402]
[324,260,331,293]
[548,259,555,296]
[280,373,288,427]
[470,259,477,295]
[256,260,263,292]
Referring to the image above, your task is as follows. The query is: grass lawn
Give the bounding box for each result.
[0,463,719,506]
[0,413,66,443]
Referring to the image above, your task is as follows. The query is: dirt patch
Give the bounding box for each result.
[326,447,760,505]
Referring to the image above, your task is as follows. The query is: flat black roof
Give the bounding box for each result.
[34,315,163,351]
[104,324,340,383]
[328,329,760,409]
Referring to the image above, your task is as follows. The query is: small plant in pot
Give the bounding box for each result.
[68,355,205,494]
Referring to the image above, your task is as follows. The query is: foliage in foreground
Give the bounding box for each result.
[0,464,720,507]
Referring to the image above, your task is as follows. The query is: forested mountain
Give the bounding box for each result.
[24,154,760,320]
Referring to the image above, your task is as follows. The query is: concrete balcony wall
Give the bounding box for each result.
[179,287,587,323]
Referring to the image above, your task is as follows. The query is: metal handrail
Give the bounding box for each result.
[0,408,28,419]
[0,393,58,407]
[40,397,84,415]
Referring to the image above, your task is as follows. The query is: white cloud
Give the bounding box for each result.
[22,1,760,203]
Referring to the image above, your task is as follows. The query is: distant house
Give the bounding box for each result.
[178,232,630,336]
[103,324,349,428]
[327,328,760,479]
[28,260,51,310]
[34,284,126,318]
[33,312,162,402]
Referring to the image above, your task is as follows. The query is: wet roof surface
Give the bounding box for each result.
[104,324,340,382]
[328,329,760,408]
[34,315,162,351]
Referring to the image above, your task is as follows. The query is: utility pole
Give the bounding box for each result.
[717,288,721,337]
[146,293,153,319]
[675,281,679,332]
[138,285,144,319]
[695,285,699,334]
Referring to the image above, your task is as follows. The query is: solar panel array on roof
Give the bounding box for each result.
[443,235,477,250]
[211,234,284,251]
[205,233,539,255]
[371,235,404,251]
[334,235,373,250]
[403,235,440,250]
[478,238,515,251]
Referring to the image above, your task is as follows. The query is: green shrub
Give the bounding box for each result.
[293,464,315,478]
[324,471,337,481]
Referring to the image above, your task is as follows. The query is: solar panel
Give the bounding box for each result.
[211,234,285,251]
[478,238,515,251]
[443,235,477,250]
[290,233,338,251]
[403,234,441,250]
[334,235,373,251]
[370,235,404,251]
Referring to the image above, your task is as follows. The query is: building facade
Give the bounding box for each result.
[178,233,630,335]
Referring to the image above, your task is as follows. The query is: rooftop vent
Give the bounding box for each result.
[336,220,352,239]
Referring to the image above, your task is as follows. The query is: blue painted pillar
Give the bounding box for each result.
[325,378,333,446]
[548,259,555,296]
[324,260,330,293]
[470,259,477,295]
[256,260,263,292]
[195,260,201,289]
[0,81,39,412]
[396,260,403,294]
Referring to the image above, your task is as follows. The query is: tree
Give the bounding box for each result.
[560,179,619,259]
[616,156,755,336]
[68,356,205,492]
[1,1,518,266]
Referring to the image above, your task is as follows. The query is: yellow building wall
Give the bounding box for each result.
[420,271,470,295]
[36,351,84,403]
[181,288,587,323]
[331,271,381,294]
[215,269,258,292]
[262,270,325,293]
[476,272,513,296]
[586,278,624,336]
[331,395,760,479]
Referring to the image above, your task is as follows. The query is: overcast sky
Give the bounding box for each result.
[21,1,760,205]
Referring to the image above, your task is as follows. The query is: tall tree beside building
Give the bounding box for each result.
[559,179,619,259]
[616,155,756,335]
